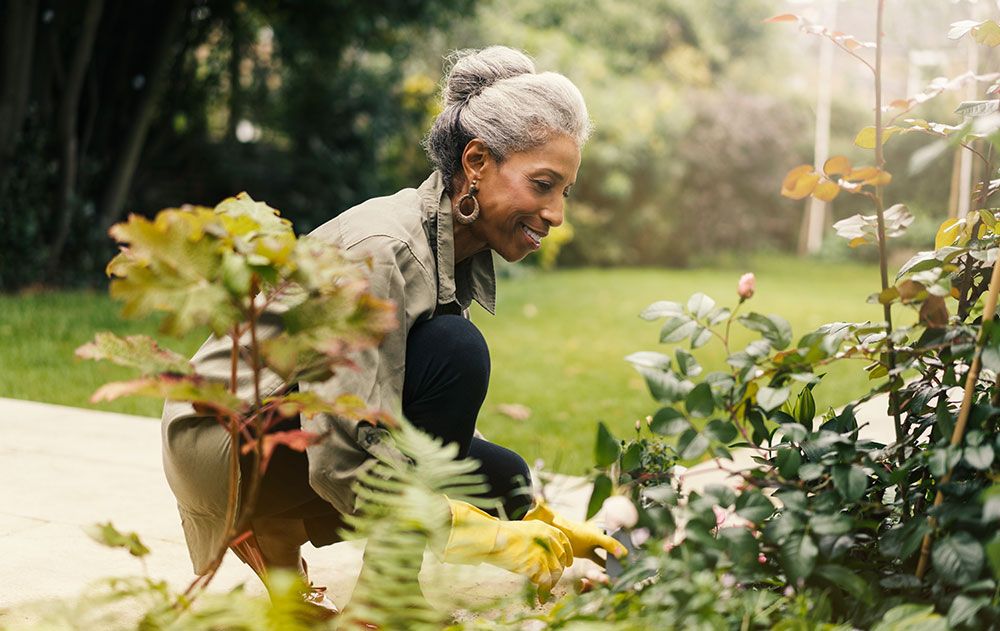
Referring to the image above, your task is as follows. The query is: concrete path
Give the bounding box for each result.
[0,394,899,626]
[0,398,594,626]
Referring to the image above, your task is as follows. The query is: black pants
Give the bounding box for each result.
[243,314,533,546]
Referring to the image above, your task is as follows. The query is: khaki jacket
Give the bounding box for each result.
[161,172,496,574]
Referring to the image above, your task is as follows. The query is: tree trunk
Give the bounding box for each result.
[46,0,105,279]
[0,0,40,165]
[227,5,244,143]
[98,0,187,232]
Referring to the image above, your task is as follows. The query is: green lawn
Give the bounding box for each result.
[0,257,889,474]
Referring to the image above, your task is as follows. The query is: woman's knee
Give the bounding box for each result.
[405,315,490,402]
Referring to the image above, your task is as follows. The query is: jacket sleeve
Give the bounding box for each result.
[301,234,436,515]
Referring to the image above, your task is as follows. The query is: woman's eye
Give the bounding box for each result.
[533,180,553,192]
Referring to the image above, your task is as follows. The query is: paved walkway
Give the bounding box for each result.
[0,394,898,625]
[0,398,595,626]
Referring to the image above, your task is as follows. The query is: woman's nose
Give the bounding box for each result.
[540,199,564,228]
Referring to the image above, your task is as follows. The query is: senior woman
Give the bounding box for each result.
[161,46,625,611]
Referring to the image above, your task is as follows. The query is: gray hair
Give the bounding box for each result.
[423,46,591,191]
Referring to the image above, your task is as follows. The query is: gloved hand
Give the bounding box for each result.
[443,499,574,593]
[524,497,628,563]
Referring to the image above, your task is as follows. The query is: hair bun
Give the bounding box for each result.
[442,46,535,106]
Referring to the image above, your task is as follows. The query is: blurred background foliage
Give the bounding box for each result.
[0,0,989,289]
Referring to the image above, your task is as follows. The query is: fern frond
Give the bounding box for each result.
[337,421,494,629]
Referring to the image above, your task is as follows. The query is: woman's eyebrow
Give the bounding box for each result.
[535,168,566,181]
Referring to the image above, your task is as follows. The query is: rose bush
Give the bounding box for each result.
[474,5,1000,630]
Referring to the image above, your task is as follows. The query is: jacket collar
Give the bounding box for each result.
[418,171,497,315]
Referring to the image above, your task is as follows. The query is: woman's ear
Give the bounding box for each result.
[460,139,491,182]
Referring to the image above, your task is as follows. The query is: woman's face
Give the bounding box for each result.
[472,134,582,263]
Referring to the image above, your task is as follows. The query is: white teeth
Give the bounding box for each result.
[522,224,543,243]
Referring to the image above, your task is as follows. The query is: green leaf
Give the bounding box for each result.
[735,490,775,524]
[775,489,807,513]
[660,316,697,343]
[621,443,642,471]
[640,300,684,321]
[932,532,985,586]
[982,485,1000,522]
[586,474,613,520]
[75,333,192,376]
[798,462,825,481]
[674,349,702,377]
[956,99,1000,117]
[624,351,673,371]
[84,521,151,558]
[738,312,793,350]
[832,464,868,502]
[814,564,871,603]
[757,386,791,412]
[687,292,716,319]
[980,345,1000,373]
[964,443,995,470]
[948,594,988,628]
[690,325,713,349]
[779,532,818,583]
[650,407,689,435]
[685,382,715,418]
[594,422,621,468]
[880,519,931,559]
[871,604,946,631]
[928,446,961,479]
[776,446,802,478]
[635,366,686,403]
[792,386,816,428]
[718,526,759,567]
[677,428,709,460]
[704,420,737,443]
[708,307,732,326]
[642,484,677,506]
[810,513,852,536]
[986,534,1000,579]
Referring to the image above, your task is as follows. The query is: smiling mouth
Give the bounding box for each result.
[521,223,545,248]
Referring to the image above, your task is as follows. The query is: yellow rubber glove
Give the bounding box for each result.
[443,499,574,593]
[524,497,628,563]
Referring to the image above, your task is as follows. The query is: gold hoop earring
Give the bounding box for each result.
[454,178,480,225]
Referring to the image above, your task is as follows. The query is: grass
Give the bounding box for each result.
[0,256,890,474]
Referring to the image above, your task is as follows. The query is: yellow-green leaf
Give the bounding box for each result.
[75,333,191,376]
[980,209,997,229]
[973,20,1000,47]
[854,126,901,149]
[936,218,963,249]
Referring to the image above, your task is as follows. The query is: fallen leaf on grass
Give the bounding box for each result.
[497,403,532,421]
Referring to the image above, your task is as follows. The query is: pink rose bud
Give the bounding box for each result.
[635,420,642,431]
[630,527,651,547]
[738,273,756,300]
[713,505,729,528]
[602,495,639,531]
[758,553,767,564]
